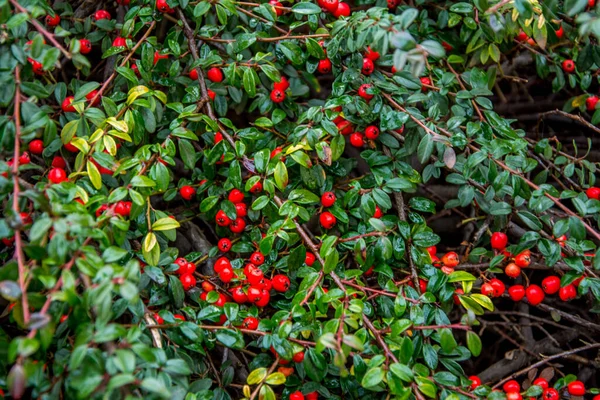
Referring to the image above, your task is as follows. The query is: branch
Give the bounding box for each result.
[249,357,279,400]
[12,66,29,326]
[362,314,398,363]
[199,33,330,43]
[9,0,71,59]
[538,109,600,136]
[492,342,600,389]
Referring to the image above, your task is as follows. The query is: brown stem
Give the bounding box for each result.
[362,314,398,363]
[199,33,330,43]
[337,231,385,243]
[9,0,71,59]
[446,61,485,122]
[12,66,29,325]
[249,357,279,400]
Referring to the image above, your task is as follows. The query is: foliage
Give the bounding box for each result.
[1,0,600,399]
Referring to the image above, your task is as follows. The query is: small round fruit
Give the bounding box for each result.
[290,391,305,400]
[272,274,290,292]
[180,185,196,200]
[269,0,283,16]
[319,212,336,229]
[250,251,265,266]
[541,276,560,294]
[207,67,224,82]
[242,316,259,330]
[514,250,531,268]
[317,58,332,73]
[420,77,432,92]
[586,186,600,199]
[235,202,248,217]
[46,14,61,27]
[180,274,197,291]
[489,278,505,297]
[305,392,318,400]
[542,388,559,400]
[250,181,262,194]
[214,257,231,273]
[567,381,585,396]
[216,210,231,227]
[587,96,599,112]
[189,69,199,80]
[441,251,459,268]
[321,191,336,207]
[373,206,383,218]
[526,284,545,305]
[218,238,231,252]
[365,46,380,61]
[94,10,111,20]
[481,283,494,297]
[28,139,44,155]
[350,132,364,147]
[333,2,350,17]
[506,393,522,400]
[469,376,481,390]
[558,284,577,301]
[79,39,92,54]
[273,76,290,91]
[305,252,317,267]
[505,263,521,278]
[503,380,520,393]
[491,232,508,250]
[85,90,101,106]
[270,88,285,103]
[562,59,576,73]
[516,30,528,42]
[232,286,248,303]
[228,189,245,204]
[230,217,246,233]
[358,84,374,100]
[365,125,380,140]
[62,96,76,113]
[219,267,234,283]
[254,289,270,307]
[112,37,127,47]
[156,0,174,13]
[508,285,525,301]
[48,167,67,184]
[533,378,548,389]
[322,0,339,13]
[362,58,374,75]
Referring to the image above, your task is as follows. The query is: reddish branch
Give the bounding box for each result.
[86,21,157,110]
[9,0,71,59]
[249,357,279,400]
[337,231,385,243]
[12,66,30,325]
[199,33,330,43]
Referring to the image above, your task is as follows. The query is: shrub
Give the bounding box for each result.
[1,0,600,399]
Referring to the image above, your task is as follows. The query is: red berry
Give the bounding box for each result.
[153,313,164,324]
[586,186,600,199]
[273,76,290,91]
[290,391,305,400]
[232,286,248,303]
[481,283,494,297]
[156,0,174,12]
[153,51,168,65]
[62,96,76,113]
[208,89,216,100]
[94,10,111,20]
[526,284,545,305]
[318,192,335,209]
[85,90,101,106]
[247,286,262,303]
[453,288,463,305]
[514,250,531,268]
[420,77,431,92]
[230,217,246,233]
[218,238,231,252]
[219,267,234,283]
[426,246,437,257]
[336,119,353,135]
[558,284,577,301]
[358,84,374,100]
[250,251,265,266]
[469,376,481,390]
[254,289,270,307]
[516,30,528,42]
[333,2,350,17]
[242,316,259,330]
[319,211,336,229]
[541,276,560,294]
[52,156,66,168]
[173,314,185,321]
[506,393,522,400]
[180,185,196,200]
[269,0,283,16]
[387,0,398,8]
[250,181,263,194]
[244,264,264,285]
[505,263,521,278]
[180,274,196,291]
[272,274,290,292]
[508,285,525,301]
[361,58,374,75]
[350,132,364,147]
[441,251,459,268]
[562,59,576,73]
[112,37,127,47]
[292,351,304,363]
[28,139,44,155]
[46,14,61,26]
[567,381,585,396]
[28,58,44,75]
[214,257,231,273]
[364,46,380,61]
[491,232,508,250]
[317,58,332,74]
[79,39,92,54]
[48,167,67,184]
[229,189,245,203]
[114,201,132,217]
[189,69,199,80]
[216,210,231,227]
[373,206,383,218]
[175,257,187,273]
[489,278,506,297]
[542,388,559,400]
[235,202,248,217]
[305,393,318,400]
[207,67,224,83]
[365,125,379,140]
[322,0,339,13]
[556,25,564,39]
[503,380,520,393]
[305,252,316,266]
[533,378,548,389]
[270,88,285,103]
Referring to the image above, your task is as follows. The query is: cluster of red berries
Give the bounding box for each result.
[469,375,594,400]
[173,257,197,291]
[429,246,460,274]
[316,0,350,18]
[95,201,132,218]
[270,76,289,104]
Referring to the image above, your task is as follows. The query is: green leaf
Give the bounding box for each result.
[466,331,482,356]
[291,2,322,14]
[361,367,384,388]
[274,161,288,190]
[86,160,102,189]
[152,217,180,231]
[247,368,268,385]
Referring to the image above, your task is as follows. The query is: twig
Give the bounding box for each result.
[362,315,398,363]
[235,6,287,34]
[12,66,29,326]
[446,61,485,121]
[486,0,513,14]
[538,109,600,136]
[9,0,71,59]
[492,342,600,389]
[199,33,330,43]
[249,357,279,400]
[143,313,163,349]
[338,232,385,243]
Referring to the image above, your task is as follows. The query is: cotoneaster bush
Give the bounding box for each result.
[1,0,600,399]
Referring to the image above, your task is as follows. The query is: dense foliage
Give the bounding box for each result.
[2,0,600,399]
